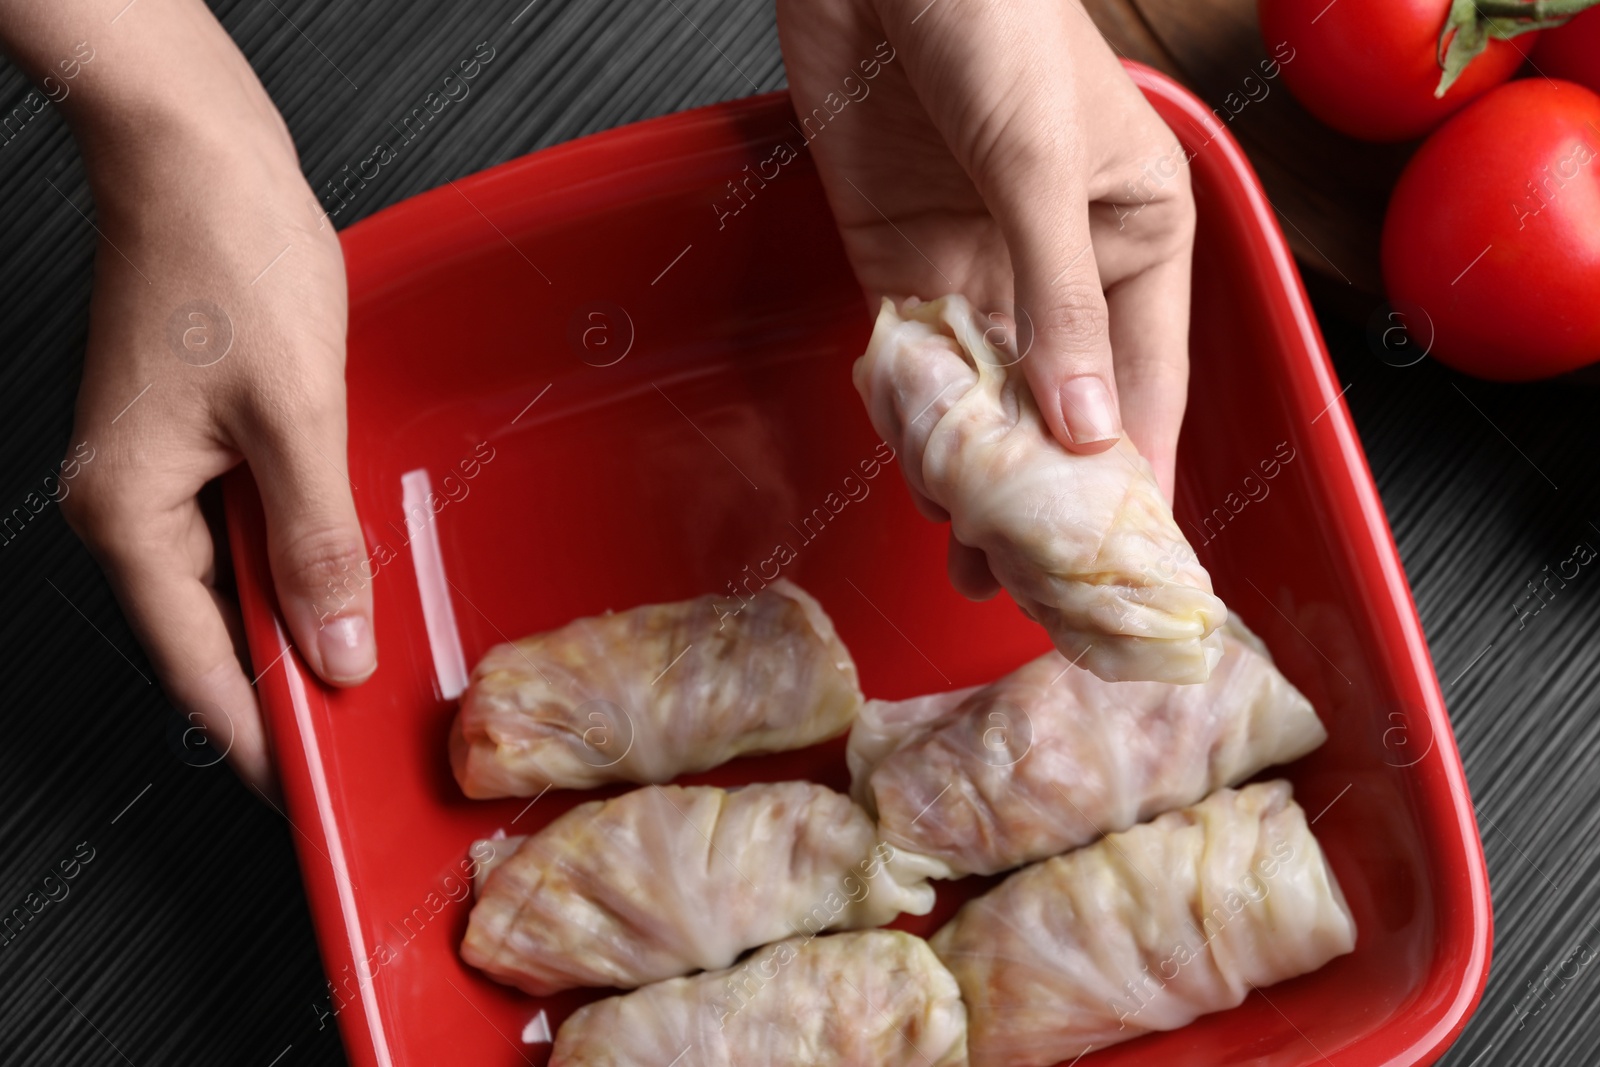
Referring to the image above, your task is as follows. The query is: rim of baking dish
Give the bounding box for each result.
[224,65,1492,1067]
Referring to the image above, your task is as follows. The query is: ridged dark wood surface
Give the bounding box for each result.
[1,2,1595,1065]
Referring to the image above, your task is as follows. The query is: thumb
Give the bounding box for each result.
[246,403,377,686]
[883,0,1123,454]
[1008,196,1121,455]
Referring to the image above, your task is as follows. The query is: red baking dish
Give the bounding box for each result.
[223,63,1490,1067]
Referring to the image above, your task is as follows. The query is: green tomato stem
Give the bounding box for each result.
[1468,0,1600,17]
[1435,0,1598,96]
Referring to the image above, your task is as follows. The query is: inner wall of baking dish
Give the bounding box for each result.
[326,99,1439,1065]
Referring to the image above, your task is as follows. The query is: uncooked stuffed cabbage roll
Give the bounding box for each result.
[461,781,933,994]
[549,929,969,1067]
[930,780,1356,1067]
[450,579,861,797]
[855,295,1226,683]
[850,617,1325,879]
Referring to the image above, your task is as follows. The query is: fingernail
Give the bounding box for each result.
[1059,376,1120,445]
[318,614,375,683]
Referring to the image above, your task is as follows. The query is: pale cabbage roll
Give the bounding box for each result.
[854,295,1226,683]
[450,579,861,797]
[930,780,1356,1067]
[550,930,969,1067]
[850,618,1326,879]
[461,782,933,994]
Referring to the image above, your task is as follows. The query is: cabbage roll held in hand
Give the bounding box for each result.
[849,617,1326,879]
[450,579,861,797]
[854,295,1226,683]
[930,780,1356,1067]
[461,782,933,994]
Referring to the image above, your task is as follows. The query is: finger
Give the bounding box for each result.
[62,488,275,795]
[967,73,1122,451]
[1009,203,1123,455]
[1105,246,1193,502]
[198,583,278,801]
[243,398,376,687]
[877,0,1124,453]
[947,532,1001,601]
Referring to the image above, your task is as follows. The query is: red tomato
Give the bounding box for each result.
[1381,79,1600,380]
[1258,0,1535,142]
[1532,7,1600,95]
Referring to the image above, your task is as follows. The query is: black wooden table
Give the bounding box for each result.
[1,2,1595,1064]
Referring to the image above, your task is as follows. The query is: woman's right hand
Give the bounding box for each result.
[779,0,1197,598]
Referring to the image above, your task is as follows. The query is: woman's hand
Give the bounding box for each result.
[778,0,1195,597]
[3,1,376,797]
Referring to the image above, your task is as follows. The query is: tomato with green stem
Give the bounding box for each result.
[1257,0,1596,141]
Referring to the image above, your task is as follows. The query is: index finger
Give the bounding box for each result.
[63,486,274,795]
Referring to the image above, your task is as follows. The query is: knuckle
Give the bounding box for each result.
[1112,141,1196,243]
[1039,286,1111,356]
[1165,172,1197,229]
[56,486,95,539]
[262,381,345,432]
[231,367,347,450]
[58,472,126,548]
[274,524,369,595]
